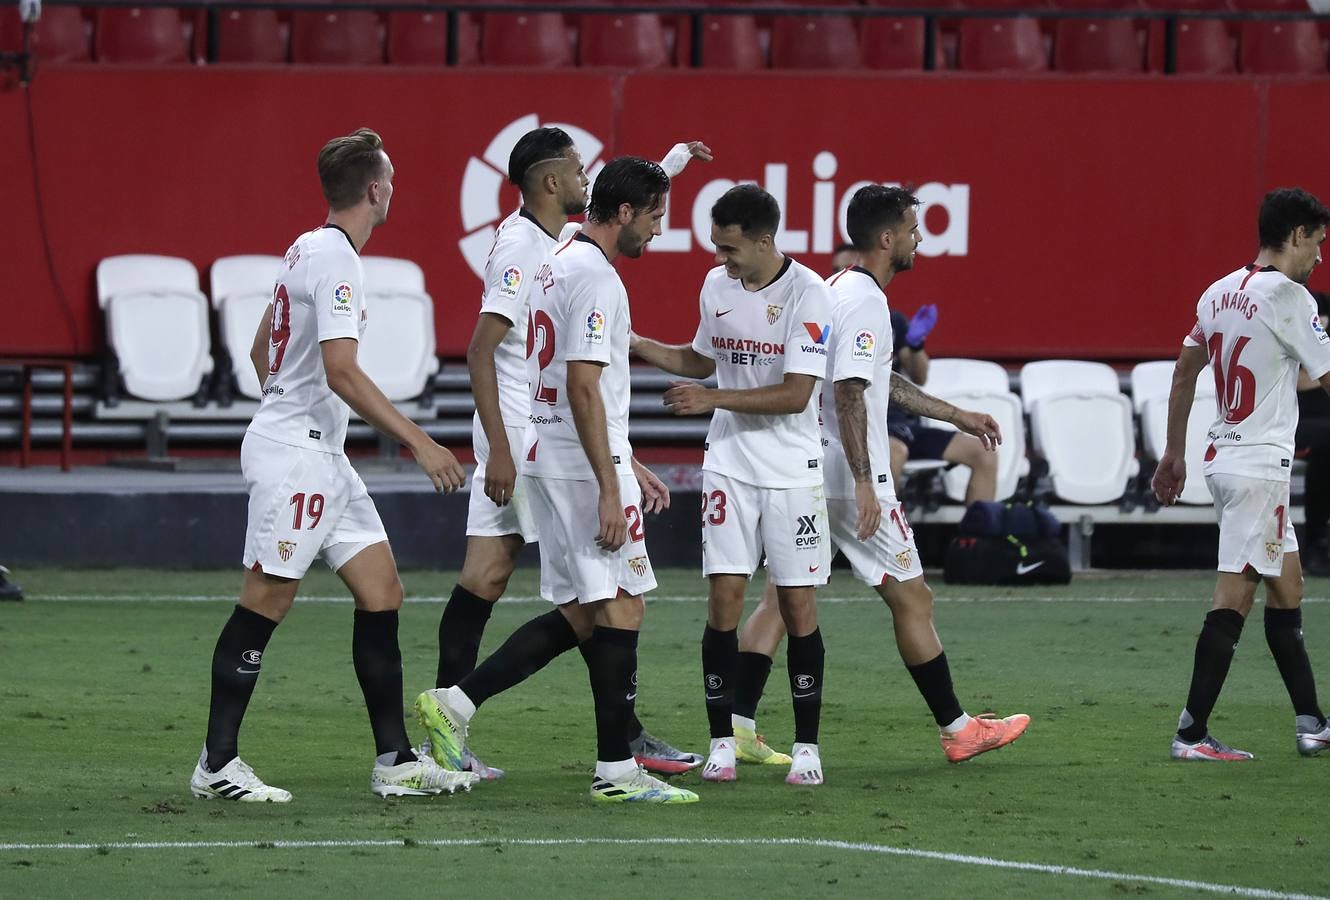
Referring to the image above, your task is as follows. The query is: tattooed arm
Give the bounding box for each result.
[888,372,1002,450]
[835,377,880,539]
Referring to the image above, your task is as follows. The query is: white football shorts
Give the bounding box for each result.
[527,472,657,604]
[1206,472,1297,577]
[466,419,537,542]
[828,488,924,586]
[241,431,388,579]
[701,471,831,587]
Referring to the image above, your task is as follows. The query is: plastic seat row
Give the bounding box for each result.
[918,358,1223,506]
[6,6,1327,73]
[97,254,438,405]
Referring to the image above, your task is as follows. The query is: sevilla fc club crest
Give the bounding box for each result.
[895,550,913,570]
[767,304,783,325]
[628,556,649,577]
[277,540,297,563]
[1267,542,1281,563]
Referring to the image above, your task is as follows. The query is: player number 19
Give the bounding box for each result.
[290,492,325,530]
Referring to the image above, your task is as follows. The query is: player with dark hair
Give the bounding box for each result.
[1154,186,1330,760]
[725,184,1029,765]
[190,128,478,802]
[431,129,710,778]
[418,158,699,804]
[633,184,835,786]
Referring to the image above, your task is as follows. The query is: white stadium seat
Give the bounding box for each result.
[1019,359,1121,411]
[1020,360,1136,504]
[925,390,1029,502]
[96,255,213,402]
[1133,361,1220,506]
[923,358,1011,397]
[358,289,440,402]
[362,256,426,294]
[1140,393,1217,505]
[211,255,283,400]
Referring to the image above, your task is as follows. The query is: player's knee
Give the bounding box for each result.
[1267,572,1305,609]
[559,601,598,641]
[883,577,933,620]
[776,593,817,635]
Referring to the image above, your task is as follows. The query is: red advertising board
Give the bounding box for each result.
[3,68,1324,361]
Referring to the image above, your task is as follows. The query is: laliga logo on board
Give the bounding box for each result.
[646,149,971,258]
[460,116,971,277]
[459,114,607,278]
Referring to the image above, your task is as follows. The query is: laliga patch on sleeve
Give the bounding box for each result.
[1312,312,1329,344]
[331,281,354,317]
[584,308,606,344]
[498,266,523,299]
[852,329,876,362]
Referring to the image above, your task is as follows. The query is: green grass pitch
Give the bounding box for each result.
[2,567,1329,898]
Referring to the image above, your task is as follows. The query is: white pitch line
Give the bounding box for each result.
[0,836,1319,899]
[27,593,1330,605]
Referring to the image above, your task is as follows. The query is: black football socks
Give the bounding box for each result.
[436,584,495,689]
[1177,608,1245,742]
[787,629,825,745]
[733,651,774,722]
[702,625,739,739]
[906,652,965,728]
[458,609,579,708]
[1265,606,1325,726]
[584,626,640,763]
[352,609,415,765]
[204,604,277,772]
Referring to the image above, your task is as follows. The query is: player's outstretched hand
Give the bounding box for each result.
[597,488,627,551]
[414,442,466,494]
[633,457,671,515]
[954,409,1002,450]
[684,141,713,163]
[663,381,716,415]
[484,449,517,507]
[854,480,882,541]
[1151,451,1186,506]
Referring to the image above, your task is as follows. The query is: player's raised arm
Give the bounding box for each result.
[249,302,275,390]
[322,338,465,493]
[658,141,713,178]
[467,312,518,505]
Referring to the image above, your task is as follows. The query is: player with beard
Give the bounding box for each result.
[418,158,699,803]
[429,129,710,778]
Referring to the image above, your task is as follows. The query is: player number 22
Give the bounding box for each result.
[526,309,558,405]
[290,492,325,530]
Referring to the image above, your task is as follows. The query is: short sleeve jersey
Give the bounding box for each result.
[1185,264,1330,481]
[820,267,897,501]
[691,258,833,489]
[523,233,635,481]
[481,208,560,428]
[248,225,367,455]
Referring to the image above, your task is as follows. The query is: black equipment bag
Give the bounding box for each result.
[942,501,1072,585]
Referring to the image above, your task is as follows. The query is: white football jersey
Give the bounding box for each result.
[820,267,897,501]
[248,225,367,455]
[480,208,560,428]
[690,258,833,489]
[523,233,635,481]
[1184,264,1330,481]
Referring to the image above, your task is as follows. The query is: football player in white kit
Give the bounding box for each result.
[724,185,1029,765]
[189,129,478,802]
[632,184,836,786]
[430,128,711,778]
[417,158,698,804]
[1154,187,1330,761]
